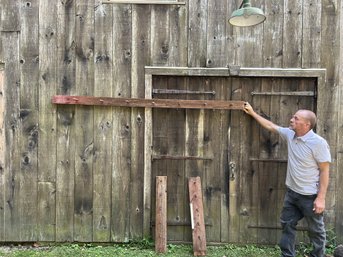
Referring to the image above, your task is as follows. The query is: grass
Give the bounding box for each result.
[0,243,282,257]
[0,235,337,257]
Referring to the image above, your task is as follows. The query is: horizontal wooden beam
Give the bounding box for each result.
[152,155,213,161]
[145,66,326,79]
[52,95,245,110]
[251,91,315,96]
[102,0,186,5]
[249,158,287,163]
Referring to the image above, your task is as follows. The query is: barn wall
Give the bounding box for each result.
[0,0,342,243]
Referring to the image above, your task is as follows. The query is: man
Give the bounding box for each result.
[243,102,331,257]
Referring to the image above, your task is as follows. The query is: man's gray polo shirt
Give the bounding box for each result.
[278,127,331,195]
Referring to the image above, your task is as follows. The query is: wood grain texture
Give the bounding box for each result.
[111,3,132,242]
[0,67,4,241]
[263,0,283,67]
[20,0,40,241]
[0,0,20,31]
[188,0,208,67]
[189,177,206,256]
[206,0,228,67]
[0,0,341,244]
[2,32,21,242]
[73,0,94,242]
[130,3,151,239]
[155,176,167,253]
[283,0,302,67]
[335,0,343,242]
[52,95,245,110]
[55,0,76,242]
[93,2,113,242]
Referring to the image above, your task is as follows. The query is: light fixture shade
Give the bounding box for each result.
[229,4,266,27]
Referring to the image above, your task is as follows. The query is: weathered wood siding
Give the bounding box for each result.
[0,0,342,243]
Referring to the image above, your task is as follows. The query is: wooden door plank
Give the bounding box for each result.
[238,78,255,243]
[93,2,113,242]
[165,76,186,241]
[188,0,208,67]
[19,0,40,241]
[283,0,302,67]
[188,177,206,256]
[55,0,76,242]
[130,4,151,239]
[151,5,169,66]
[184,77,205,242]
[220,78,231,242]
[155,176,167,253]
[52,95,245,110]
[39,0,58,241]
[2,32,20,242]
[168,5,187,66]
[257,79,277,244]
[202,77,225,242]
[0,0,20,32]
[150,105,168,241]
[262,0,283,67]
[249,78,262,244]
[73,0,94,242]
[302,0,321,68]
[0,68,4,241]
[206,0,228,67]
[320,0,338,235]
[269,77,283,245]
[111,3,132,242]
[228,77,242,243]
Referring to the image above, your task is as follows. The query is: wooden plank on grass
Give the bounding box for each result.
[188,177,206,256]
[155,176,167,253]
[184,77,205,242]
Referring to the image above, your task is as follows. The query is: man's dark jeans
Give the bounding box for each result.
[279,188,326,257]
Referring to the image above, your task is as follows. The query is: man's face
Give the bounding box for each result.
[289,111,310,132]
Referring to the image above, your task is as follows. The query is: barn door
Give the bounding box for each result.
[150,75,316,244]
[236,78,316,245]
[151,75,232,243]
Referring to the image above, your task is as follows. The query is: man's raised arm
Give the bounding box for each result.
[243,102,279,133]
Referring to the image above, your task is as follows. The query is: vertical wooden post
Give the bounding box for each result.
[155,176,167,253]
[144,73,153,238]
[188,176,207,256]
[0,68,4,173]
[0,67,4,242]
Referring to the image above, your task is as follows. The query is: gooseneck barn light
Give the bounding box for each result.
[229,0,266,27]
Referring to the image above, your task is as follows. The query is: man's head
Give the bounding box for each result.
[289,109,317,136]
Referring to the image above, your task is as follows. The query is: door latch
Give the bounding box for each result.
[229,161,236,181]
